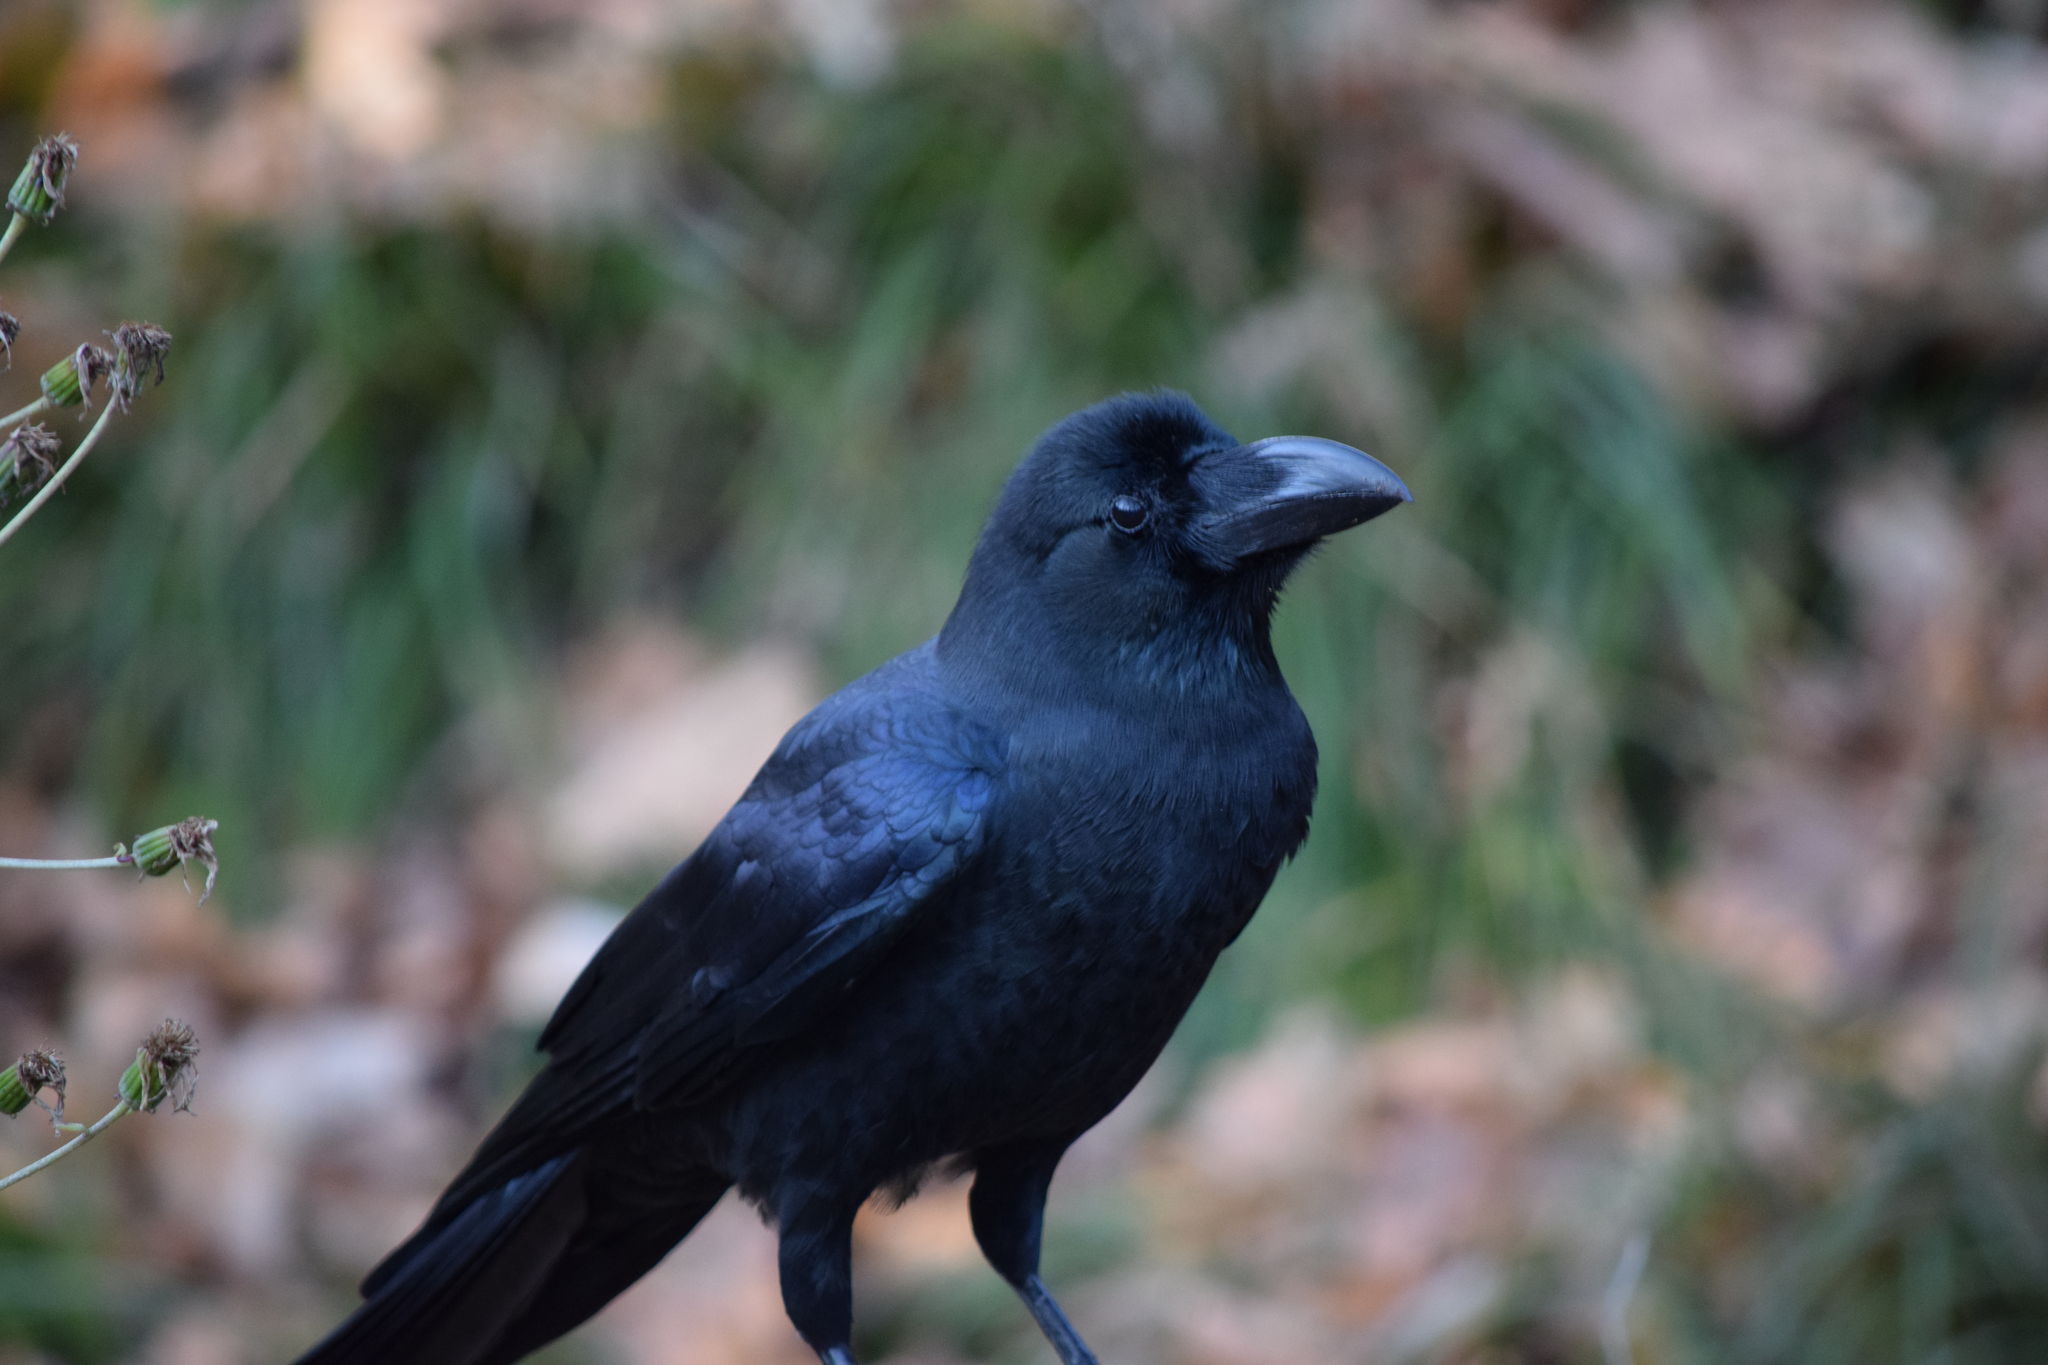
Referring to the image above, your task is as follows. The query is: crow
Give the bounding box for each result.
[294,391,1409,1365]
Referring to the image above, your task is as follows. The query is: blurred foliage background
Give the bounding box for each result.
[2,0,2048,1361]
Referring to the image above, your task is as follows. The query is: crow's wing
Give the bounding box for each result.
[618,692,999,1109]
[375,658,998,1283]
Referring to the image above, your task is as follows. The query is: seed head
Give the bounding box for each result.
[106,322,172,412]
[0,1049,66,1125]
[40,343,113,411]
[0,424,60,507]
[121,816,221,902]
[0,311,18,367]
[7,134,79,224]
[119,1020,200,1114]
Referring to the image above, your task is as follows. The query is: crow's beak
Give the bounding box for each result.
[1198,436,1411,564]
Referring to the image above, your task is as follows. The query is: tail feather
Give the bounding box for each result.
[295,1154,732,1365]
[478,1170,731,1365]
[294,1155,586,1365]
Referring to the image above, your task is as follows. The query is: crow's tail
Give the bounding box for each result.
[293,1154,730,1365]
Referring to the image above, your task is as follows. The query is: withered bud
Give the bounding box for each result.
[107,322,172,412]
[0,311,18,367]
[7,134,79,224]
[121,816,221,903]
[40,343,113,410]
[119,1019,199,1114]
[0,424,60,506]
[0,1049,66,1122]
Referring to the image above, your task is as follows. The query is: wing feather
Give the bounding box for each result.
[416,652,998,1226]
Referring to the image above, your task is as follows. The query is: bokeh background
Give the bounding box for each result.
[3,0,2048,1361]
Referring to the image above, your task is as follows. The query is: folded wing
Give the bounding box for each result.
[367,659,998,1293]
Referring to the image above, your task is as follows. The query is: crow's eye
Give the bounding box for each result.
[1108,495,1149,534]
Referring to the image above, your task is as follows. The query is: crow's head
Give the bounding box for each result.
[941,391,1409,686]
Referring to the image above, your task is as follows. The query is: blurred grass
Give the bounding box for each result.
[3,18,1789,977]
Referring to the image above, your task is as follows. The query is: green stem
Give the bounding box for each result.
[0,215,25,270]
[0,1100,131,1193]
[0,400,115,549]
[0,396,52,428]
[0,853,128,870]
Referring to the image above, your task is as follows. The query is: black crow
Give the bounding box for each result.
[294,391,1409,1365]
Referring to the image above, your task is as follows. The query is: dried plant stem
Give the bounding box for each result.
[0,215,24,270]
[0,1099,130,1193]
[0,853,128,870]
[0,400,115,549]
[0,396,51,428]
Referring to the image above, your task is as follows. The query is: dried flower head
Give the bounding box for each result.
[119,1020,200,1114]
[0,311,17,368]
[121,816,221,902]
[7,134,79,224]
[0,424,60,506]
[107,322,172,411]
[40,343,113,410]
[0,1049,66,1125]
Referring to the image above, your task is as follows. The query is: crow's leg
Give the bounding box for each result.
[777,1195,861,1365]
[970,1141,1098,1365]
[1012,1275,1098,1365]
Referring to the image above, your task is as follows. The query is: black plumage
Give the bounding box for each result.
[294,391,1410,1365]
